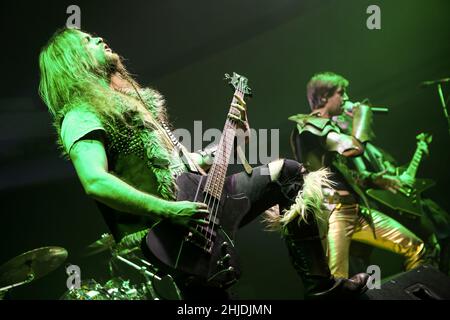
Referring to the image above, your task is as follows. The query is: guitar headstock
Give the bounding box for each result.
[224,72,252,97]
[416,132,432,155]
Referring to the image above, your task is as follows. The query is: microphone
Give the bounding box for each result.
[343,101,389,113]
[420,77,450,87]
[370,107,389,113]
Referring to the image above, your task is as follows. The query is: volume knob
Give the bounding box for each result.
[221,242,229,251]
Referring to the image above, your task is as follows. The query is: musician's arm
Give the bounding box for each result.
[365,142,397,175]
[70,134,169,219]
[325,103,374,157]
[325,131,364,157]
[352,153,401,192]
[353,156,373,182]
[69,133,208,225]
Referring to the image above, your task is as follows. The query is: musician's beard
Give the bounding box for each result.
[104,53,121,76]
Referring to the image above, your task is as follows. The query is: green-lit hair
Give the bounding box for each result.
[39,28,139,132]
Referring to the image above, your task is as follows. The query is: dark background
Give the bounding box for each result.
[1,0,449,299]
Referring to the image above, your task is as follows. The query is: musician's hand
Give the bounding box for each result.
[383,161,397,175]
[399,173,415,187]
[163,201,210,234]
[371,172,402,193]
[343,101,359,118]
[228,94,250,137]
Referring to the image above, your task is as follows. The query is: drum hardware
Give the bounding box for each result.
[79,234,182,300]
[113,253,160,299]
[0,247,67,296]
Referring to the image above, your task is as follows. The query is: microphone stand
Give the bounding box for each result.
[436,83,450,136]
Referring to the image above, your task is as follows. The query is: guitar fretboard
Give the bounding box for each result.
[405,144,424,178]
[204,90,244,200]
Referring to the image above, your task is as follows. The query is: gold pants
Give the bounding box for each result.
[325,204,425,278]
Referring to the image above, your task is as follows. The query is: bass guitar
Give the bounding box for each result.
[146,72,252,288]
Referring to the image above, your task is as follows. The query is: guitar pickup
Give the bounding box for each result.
[186,232,214,254]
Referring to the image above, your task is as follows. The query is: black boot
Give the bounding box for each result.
[284,217,369,299]
[439,237,450,275]
[269,160,369,298]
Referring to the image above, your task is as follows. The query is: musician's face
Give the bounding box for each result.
[325,87,349,116]
[80,32,119,68]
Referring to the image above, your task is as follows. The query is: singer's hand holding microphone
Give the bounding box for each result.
[342,101,389,117]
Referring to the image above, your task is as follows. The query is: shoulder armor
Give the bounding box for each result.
[288,114,338,137]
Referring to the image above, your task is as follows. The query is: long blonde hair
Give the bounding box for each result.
[39,28,172,150]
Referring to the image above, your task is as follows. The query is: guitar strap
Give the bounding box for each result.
[237,144,253,175]
[160,120,207,176]
[364,147,384,172]
[161,120,253,176]
[131,81,252,176]
[235,107,253,175]
[128,83,206,176]
[333,156,377,239]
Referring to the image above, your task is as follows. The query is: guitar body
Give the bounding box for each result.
[366,178,435,217]
[146,72,253,289]
[146,172,251,288]
[365,132,435,218]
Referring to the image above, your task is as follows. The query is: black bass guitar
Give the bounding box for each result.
[146,73,252,288]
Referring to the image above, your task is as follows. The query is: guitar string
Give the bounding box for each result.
[130,78,242,253]
[197,119,222,246]
[201,127,224,243]
[207,121,234,248]
[202,135,223,249]
[200,89,237,250]
[201,96,231,246]
[206,80,244,250]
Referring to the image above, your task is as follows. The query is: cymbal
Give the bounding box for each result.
[83,234,115,257]
[0,247,67,287]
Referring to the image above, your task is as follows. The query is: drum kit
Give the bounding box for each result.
[0,235,182,300]
[0,246,68,299]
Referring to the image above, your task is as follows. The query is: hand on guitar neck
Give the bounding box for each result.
[393,136,431,191]
[146,72,253,286]
[365,133,434,217]
[370,133,432,193]
[227,93,250,141]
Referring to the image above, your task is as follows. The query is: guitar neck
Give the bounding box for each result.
[404,146,424,178]
[204,90,244,199]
